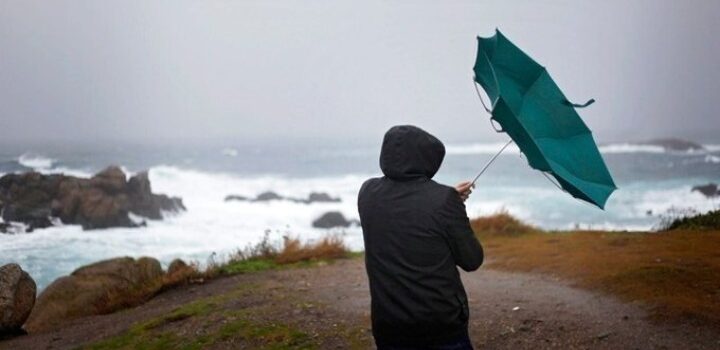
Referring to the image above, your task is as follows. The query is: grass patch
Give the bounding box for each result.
[219,259,279,275]
[206,233,353,278]
[663,209,720,231]
[82,288,316,350]
[472,213,720,325]
[215,319,314,349]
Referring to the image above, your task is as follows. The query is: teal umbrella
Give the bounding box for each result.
[472,29,616,209]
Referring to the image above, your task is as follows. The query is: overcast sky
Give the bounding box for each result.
[1,0,718,146]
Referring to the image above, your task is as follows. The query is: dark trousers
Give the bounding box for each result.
[375,334,474,350]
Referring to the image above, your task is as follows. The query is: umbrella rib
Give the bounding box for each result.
[472,79,492,114]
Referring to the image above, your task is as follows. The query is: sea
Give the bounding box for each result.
[1,140,719,290]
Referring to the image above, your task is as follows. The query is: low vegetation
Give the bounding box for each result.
[470,209,538,236]
[83,285,318,350]
[77,235,360,349]
[205,233,354,278]
[662,209,720,231]
[471,211,720,325]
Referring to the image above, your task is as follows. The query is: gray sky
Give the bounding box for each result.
[1,0,719,145]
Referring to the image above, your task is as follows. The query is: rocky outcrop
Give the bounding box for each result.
[692,183,719,198]
[0,166,185,232]
[24,257,164,333]
[0,264,36,337]
[639,138,704,152]
[224,195,249,202]
[312,211,359,229]
[225,191,341,204]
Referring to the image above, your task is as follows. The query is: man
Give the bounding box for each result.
[358,125,484,349]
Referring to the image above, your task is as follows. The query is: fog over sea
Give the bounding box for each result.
[1,140,719,290]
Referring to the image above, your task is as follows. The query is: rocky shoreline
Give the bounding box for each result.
[0,256,196,338]
[0,166,185,233]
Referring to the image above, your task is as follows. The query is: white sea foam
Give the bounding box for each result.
[705,155,720,164]
[598,144,666,154]
[704,144,720,152]
[17,153,56,170]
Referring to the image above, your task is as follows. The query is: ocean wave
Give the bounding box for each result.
[705,144,720,152]
[598,143,666,154]
[705,155,720,164]
[17,153,56,170]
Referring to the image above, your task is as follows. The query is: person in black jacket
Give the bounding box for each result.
[358,125,484,349]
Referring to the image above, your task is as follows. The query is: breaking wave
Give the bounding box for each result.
[17,153,56,170]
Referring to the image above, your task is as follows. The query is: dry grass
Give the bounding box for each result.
[470,209,538,236]
[203,233,353,278]
[473,213,720,325]
[275,236,349,264]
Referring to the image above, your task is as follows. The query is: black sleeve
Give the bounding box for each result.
[439,189,484,271]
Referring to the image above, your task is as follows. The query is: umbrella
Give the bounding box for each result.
[471,29,616,209]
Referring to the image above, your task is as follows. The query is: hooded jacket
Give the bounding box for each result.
[358,125,484,346]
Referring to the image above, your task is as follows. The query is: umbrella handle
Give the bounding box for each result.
[471,139,514,186]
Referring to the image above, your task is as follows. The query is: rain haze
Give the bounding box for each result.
[1,0,719,146]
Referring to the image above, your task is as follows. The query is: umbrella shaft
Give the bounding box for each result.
[471,139,514,185]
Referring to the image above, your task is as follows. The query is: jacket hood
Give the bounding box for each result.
[380,125,445,180]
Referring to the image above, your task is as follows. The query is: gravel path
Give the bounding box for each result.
[3,258,719,349]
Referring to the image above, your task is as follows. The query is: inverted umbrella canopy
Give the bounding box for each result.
[473,29,616,209]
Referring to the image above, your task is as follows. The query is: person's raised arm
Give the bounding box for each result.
[440,187,484,271]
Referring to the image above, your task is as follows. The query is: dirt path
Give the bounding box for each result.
[3,258,719,349]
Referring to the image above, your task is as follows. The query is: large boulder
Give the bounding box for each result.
[0,166,185,232]
[312,211,358,229]
[0,264,36,336]
[25,257,164,333]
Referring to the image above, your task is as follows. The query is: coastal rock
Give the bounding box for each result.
[255,191,284,202]
[25,257,164,333]
[312,211,358,229]
[0,166,185,232]
[127,171,185,219]
[692,183,719,198]
[0,264,36,336]
[639,138,704,152]
[224,194,249,202]
[305,192,341,204]
[0,172,62,231]
[224,191,341,204]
